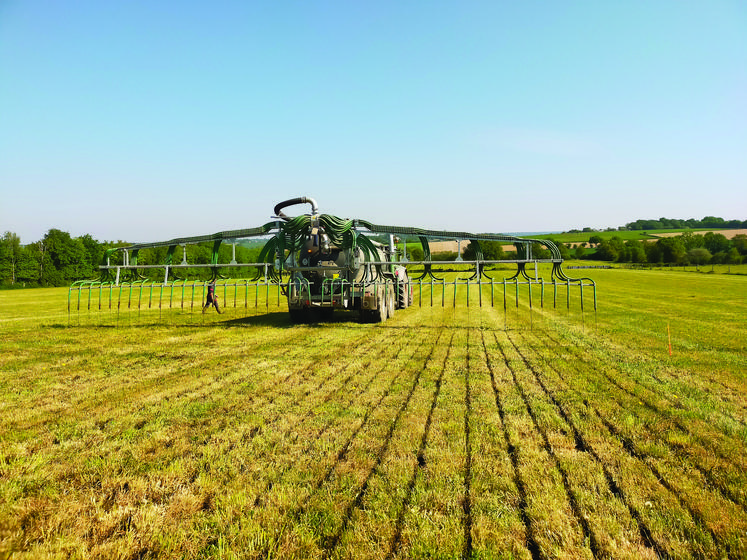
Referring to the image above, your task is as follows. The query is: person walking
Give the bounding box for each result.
[203,281,222,314]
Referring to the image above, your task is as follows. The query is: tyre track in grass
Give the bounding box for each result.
[250,329,429,509]
[525,330,747,558]
[318,329,446,557]
[480,330,557,560]
[385,331,451,558]
[268,329,443,556]
[539,328,747,514]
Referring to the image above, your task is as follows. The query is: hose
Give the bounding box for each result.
[273,197,319,221]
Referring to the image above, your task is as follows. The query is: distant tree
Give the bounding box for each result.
[703,232,730,255]
[645,220,663,230]
[408,246,424,261]
[533,242,552,259]
[77,233,103,279]
[656,236,686,264]
[679,231,704,251]
[731,234,747,255]
[624,239,647,263]
[18,241,43,285]
[41,229,87,286]
[463,240,505,261]
[701,216,725,228]
[594,240,617,261]
[588,235,603,245]
[687,247,711,269]
[727,247,742,265]
[573,245,586,259]
[431,251,457,262]
[0,232,22,285]
[555,241,571,260]
[643,240,660,263]
[594,236,626,262]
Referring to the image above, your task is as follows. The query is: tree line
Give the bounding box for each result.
[0,229,262,288]
[460,232,747,267]
[2,221,746,288]
[624,216,746,231]
[586,231,747,265]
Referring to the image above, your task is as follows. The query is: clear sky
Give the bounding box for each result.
[1,0,745,244]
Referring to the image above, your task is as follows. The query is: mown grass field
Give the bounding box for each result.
[1,267,746,559]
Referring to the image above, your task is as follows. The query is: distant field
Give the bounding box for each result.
[532,228,746,244]
[1,268,746,559]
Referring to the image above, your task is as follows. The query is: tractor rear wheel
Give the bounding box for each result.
[378,293,388,322]
[398,280,409,309]
[289,308,308,323]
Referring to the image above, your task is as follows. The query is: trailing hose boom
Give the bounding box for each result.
[69,196,596,324]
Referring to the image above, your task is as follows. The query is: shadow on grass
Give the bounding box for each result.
[215,310,365,328]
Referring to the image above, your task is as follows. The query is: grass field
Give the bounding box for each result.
[1,268,746,559]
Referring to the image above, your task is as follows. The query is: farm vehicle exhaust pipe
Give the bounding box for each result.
[274,197,319,221]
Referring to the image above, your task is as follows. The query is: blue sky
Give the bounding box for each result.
[1,0,745,244]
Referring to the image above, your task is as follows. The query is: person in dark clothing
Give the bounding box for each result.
[203,281,222,313]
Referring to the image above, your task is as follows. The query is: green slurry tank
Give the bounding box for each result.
[272,197,411,323]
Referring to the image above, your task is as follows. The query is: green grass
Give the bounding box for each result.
[1,269,746,559]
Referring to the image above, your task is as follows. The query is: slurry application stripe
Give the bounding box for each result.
[385,331,452,558]
[266,329,445,557]
[251,329,428,510]
[497,333,603,559]
[480,330,542,560]
[536,329,747,512]
[524,330,746,556]
[319,330,449,557]
[511,330,729,558]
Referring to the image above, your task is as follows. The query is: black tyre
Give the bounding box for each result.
[289,308,309,323]
[318,307,334,322]
[398,281,409,309]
